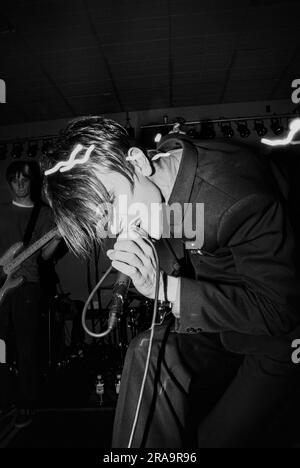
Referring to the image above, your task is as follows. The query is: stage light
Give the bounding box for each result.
[12,142,23,159]
[262,118,300,147]
[237,121,250,138]
[270,118,284,136]
[27,141,39,158]
[173,117,186,127]
[154,133,162,143]
[0,143,7,160]
[200,122,216,139]
[220,122,234,139]
[254,119,268,137]
[141,125,168,149]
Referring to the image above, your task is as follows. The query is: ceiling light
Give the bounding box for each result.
[254,119,268,137]
[262,118,300,147]
[237,121,250,138]
[220,122,234,139]
[154,133,162,143]
[270,118,284,136]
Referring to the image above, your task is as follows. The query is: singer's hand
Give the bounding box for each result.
[106,235,160,300]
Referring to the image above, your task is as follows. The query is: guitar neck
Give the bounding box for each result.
[6,228,58,274]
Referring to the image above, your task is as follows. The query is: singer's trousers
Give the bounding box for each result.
[112,319,300,448]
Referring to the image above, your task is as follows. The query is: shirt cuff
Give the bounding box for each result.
[171,276,181,319]
[159,274,181,318]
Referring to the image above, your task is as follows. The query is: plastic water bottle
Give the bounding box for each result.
[115,373,122,395]
[96,374,104,406]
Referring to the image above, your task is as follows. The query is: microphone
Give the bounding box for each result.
[107,272,131,330]
[107,225,149,330]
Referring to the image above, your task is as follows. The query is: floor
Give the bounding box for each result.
[0,345,118,449]
[1,408,114,448]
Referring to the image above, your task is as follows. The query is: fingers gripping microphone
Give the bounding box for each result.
[107,272,131,331]
[108,225,148,330]
[81,225,155,343]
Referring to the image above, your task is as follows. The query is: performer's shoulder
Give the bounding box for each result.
[194,140,275,201]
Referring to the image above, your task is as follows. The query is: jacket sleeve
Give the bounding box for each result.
[176,193,299,336]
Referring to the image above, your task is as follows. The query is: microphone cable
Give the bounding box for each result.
[81,265,114,338]
[127,237,160,448]
[81,235,161,447]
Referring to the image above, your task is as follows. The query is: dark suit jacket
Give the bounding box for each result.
[156,135,299,355]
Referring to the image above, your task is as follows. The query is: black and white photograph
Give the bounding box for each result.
[1,0,300,454]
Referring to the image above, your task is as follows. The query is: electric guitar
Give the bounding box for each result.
[0,228,58,305]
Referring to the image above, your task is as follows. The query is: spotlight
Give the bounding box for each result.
[154,133,162,143]
[254,119,268,137]
[200,122,216,139]
[169,120,187,135]
[0,143,7,160]
[12,142,23,159]
[141,125,168,149]
[220,122,234,139]
[261,118,300,147]
[27,141,39,158]
[237,121,250,138]
[172,117,186,127]
[271,118,284,136]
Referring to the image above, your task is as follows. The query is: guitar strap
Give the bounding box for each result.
[23,203,42,247]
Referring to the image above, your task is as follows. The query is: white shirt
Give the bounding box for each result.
[149,148,183,317]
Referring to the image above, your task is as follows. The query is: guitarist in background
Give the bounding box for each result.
[0,161,61,428]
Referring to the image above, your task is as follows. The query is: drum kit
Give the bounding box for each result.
[39,287,173,408]
[48,285,173,372]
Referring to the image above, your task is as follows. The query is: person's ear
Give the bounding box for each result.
[126,147,152,177]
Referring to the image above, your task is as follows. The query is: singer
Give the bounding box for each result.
[42,116,299,448]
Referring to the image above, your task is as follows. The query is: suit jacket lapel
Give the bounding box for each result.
[157,136,199,234]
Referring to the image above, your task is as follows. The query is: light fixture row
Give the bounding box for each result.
[153,118,286,144]
[0,138,54,161]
